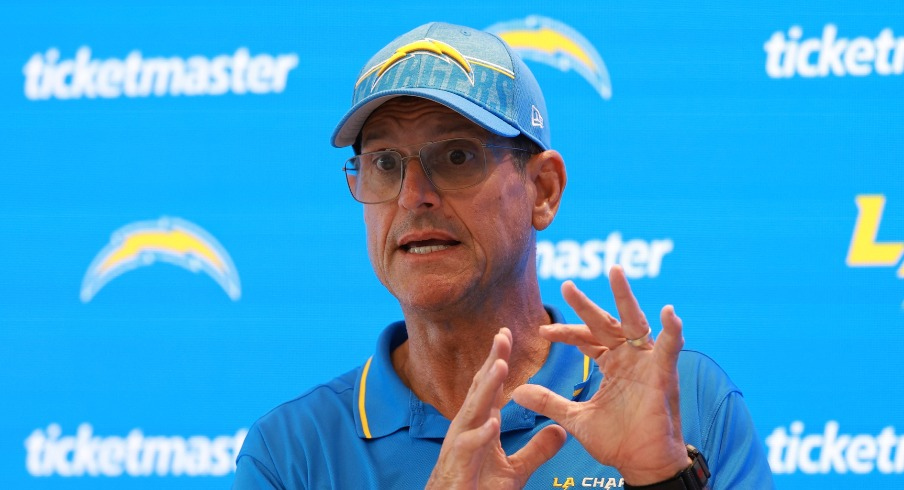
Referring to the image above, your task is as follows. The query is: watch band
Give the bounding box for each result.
[623,445,710,490]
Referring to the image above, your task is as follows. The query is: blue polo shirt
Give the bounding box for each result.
[234,307,774,489]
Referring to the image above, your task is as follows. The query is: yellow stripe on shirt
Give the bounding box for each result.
[572,355,592,398]
[359,356,374,439]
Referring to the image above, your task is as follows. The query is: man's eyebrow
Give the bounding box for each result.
[360,129,387,148]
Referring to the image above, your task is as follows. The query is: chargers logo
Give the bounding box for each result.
[486,16,612,99]
[80,217,241,302]
[358,38,479,90]
[846,194,903,278]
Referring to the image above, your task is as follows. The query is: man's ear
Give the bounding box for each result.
[529,149,566,231]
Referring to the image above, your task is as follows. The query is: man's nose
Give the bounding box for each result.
[397,157,441,210]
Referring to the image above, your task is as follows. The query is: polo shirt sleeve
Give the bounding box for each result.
[704,387,775,489]
[233,425,286,490]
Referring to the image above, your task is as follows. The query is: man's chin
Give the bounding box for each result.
[391,279,471,314]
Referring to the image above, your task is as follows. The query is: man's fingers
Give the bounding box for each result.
[455,417,499,453]
[538,325,608,359]
[609,266,651,341]
[512,384,574,428]
[432,416,500,484]
[450,330,511,436]
[508,424,567,478]
[569,344,604,361]
[473,328,511,383]
[561,281,624,341]
[454,358,507,430]
[467,328,511,402]
[429,338,507,490]
[539,323,597,345]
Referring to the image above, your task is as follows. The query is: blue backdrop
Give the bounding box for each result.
[2,1,902,488]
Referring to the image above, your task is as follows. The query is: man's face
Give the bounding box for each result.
[359,97,538,313]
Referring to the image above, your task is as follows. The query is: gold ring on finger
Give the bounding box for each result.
[625,328,652,348]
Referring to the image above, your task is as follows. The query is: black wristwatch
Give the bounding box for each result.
[623,445,710,490]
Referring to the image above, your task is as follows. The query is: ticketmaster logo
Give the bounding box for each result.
[764,25,904,78]
[537,233,673,281]
[24,423,247,477]
[766,421,904,474]
[23,47,298,100]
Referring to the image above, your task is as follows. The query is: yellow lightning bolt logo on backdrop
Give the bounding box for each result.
[81,217,241,302]
[485,16,612,100]
[98,230,226,275]
[498,28,596,72]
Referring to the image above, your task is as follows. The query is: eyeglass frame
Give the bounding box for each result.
[341,137,537,204]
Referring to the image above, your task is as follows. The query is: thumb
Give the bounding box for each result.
[508,424,567,479]
[513,384,575,429]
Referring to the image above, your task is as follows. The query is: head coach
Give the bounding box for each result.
[234,22,774,489]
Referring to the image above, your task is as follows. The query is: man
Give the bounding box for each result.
[234,22,773,489]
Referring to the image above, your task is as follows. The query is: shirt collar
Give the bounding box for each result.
[353,306,593,439]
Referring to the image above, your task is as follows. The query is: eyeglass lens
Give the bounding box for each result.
[344,138,488,203]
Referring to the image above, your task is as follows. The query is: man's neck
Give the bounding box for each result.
[390,293,552,421]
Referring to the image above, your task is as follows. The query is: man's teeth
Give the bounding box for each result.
[407,244,451,254]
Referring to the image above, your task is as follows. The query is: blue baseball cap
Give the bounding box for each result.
[331,22,550,150]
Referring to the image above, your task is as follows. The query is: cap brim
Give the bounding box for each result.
[331,87,520,148]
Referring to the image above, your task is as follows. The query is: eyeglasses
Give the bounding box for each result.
[343,137,533,204]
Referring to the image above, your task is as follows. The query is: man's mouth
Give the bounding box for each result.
[401,239,460,255]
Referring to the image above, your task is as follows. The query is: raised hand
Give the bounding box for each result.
[512,266,690,486]
[426,328,567,489]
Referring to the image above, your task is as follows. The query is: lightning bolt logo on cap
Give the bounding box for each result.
[357,38,477,90]
[486,16,612,100]
[80,217,241,302]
